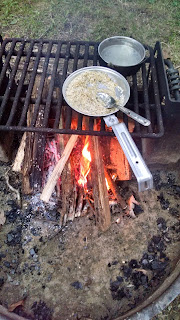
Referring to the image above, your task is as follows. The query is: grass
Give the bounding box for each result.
[0,0,180,65]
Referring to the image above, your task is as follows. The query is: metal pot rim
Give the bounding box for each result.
[98,36,146,67]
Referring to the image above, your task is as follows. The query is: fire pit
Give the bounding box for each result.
[0,36,180,320]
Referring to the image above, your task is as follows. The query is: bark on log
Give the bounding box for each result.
[21,77,49,193]
[90,136,111,232]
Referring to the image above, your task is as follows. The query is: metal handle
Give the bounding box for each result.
[117,105,151,126]
[104,115,153,192]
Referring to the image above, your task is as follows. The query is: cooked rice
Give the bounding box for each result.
[65,70,125,116]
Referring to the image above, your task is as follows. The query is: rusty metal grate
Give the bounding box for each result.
[0,38,166,138]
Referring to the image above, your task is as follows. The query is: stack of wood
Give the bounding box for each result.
[11,77,134,232]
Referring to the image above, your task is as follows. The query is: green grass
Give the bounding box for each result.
[0,0,179,65]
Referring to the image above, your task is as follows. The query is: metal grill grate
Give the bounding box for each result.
[0,38,165,138]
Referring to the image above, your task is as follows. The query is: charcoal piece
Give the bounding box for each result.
[159,252,167,259]
[169,207,180,218]
[7,200,20,209]
[31,300,52,320]
[110,280,121,292]
[172,185,180,196]
[157,217,167,230]
[122,265,132,279]
[148,237,165,253]
[131,271,148,289]
[112,260,119,265]
[157,193,170,210]
[0,252,6,261]
[7,228,22,246]
[13,305,33,319]
[152,236,161,244]
[153,171,161,190]
[150,276,160,288]
[71,281,83,290]
[167,172,176,185]
[5,208,18,223]
[111,287,127,300]
[151,260,168,271]
[141,259,149,268]
[129,259,139,269]
[116,276,123,283]
[4,261,10,268]
[142,253,148,259]
[133,204,144,215]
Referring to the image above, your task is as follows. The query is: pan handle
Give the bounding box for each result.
[104,115,153,192]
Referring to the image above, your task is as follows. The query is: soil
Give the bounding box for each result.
[0,158,179,320]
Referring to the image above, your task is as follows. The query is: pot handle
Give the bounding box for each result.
[104,115,153,192]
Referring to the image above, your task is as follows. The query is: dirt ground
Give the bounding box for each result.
[0,157,179,319]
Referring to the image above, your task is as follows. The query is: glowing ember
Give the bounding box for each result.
[78,141,91,187]
[105,178,110,190]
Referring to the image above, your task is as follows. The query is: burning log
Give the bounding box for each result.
[40,134,78,203]
[104,167,127,210]
[90,136,111,232]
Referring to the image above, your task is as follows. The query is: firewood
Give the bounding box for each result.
[60,161,77,225]
[104,167,127,210]
[12,133,27,172]
[90,136,111,232]
[40,134,78,203]
[75,187,84,217]
[20,77,50,193]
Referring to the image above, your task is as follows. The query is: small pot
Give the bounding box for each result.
[98,36,146,76]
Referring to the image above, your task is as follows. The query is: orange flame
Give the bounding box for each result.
[78,141,91,187]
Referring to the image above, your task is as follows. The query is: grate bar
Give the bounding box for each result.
[18,41,43,126]
[0,39,17,89]
[48,42,62,129]
[0,41,25,121]
[132,74,140,133]
[6,41,35,126]
[142,64,153,133]
[149,47,164,134]
[30,41,53,127]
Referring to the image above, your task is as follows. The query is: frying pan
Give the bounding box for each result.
[62,66,153,192]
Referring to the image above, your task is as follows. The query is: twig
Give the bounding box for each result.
[5,170,21,206]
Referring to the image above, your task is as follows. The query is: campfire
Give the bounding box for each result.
[13,97,135,231]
